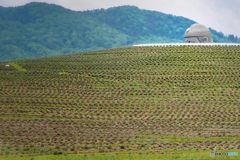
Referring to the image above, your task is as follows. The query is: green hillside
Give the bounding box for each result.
[0,45,239,159]
[0,2,240,61]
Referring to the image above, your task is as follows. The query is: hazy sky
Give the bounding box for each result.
[1,0,240,37]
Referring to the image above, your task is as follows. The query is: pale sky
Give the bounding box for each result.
[1,0,240,37]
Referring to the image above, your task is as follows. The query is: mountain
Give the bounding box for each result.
[0,2,239,61]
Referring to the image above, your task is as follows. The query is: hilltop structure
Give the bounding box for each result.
[134,23,240,46]
[184,24,213,43]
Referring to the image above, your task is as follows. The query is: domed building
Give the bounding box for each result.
[184,23,213,43]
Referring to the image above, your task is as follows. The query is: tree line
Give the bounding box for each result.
[0,2,239,61]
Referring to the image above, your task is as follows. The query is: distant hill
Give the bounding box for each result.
[0,2,239,61]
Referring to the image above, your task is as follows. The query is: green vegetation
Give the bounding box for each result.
[0,45,239,159]
[0,2,240,61]
[1,149,240,160]
[8,62,26,71]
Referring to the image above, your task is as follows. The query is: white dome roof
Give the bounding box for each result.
[184,24,212,38]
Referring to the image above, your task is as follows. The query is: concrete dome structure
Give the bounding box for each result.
[184,24,213,43]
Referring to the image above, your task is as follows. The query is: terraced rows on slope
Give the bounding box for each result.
[0,45,239,157]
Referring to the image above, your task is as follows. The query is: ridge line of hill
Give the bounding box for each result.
[0,2,239,61]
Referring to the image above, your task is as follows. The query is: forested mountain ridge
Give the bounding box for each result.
[0,2,239,61]
[0,3,130,61]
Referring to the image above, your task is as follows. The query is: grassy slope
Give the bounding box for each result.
[0,45,239,159]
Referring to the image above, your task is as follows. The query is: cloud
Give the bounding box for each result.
[0,0,240,37]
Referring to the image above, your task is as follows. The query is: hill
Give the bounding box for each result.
[0,2,240,61]
[0,45,239,159]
